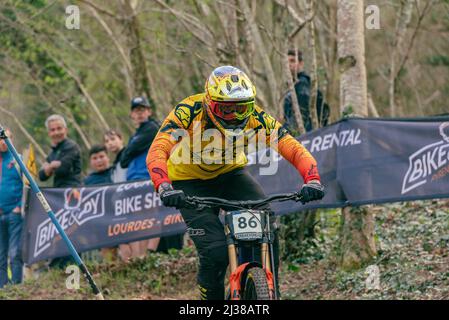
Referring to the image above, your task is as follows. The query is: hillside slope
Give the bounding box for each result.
[0,200,447,300]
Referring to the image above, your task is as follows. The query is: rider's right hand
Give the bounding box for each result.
[158,182,186,208]
[299,180,325,204]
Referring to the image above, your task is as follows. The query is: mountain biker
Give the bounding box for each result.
[146,66,324,300]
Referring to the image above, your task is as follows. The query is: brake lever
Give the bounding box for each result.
[294,192,304,203]
[183,199,210,211]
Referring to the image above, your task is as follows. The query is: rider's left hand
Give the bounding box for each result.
[299,180,325,204]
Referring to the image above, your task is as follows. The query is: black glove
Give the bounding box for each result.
[299,180,325,204]
[158,182,186,208]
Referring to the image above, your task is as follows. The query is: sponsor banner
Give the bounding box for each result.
[248,116,449,215]
[22,181,185,264]
[22,117,449,263]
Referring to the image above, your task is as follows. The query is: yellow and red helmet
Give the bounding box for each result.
[204,66,256,130]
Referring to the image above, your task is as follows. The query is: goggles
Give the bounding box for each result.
[209,100,255,121]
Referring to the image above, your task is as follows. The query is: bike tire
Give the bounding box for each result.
[241,267,271,300]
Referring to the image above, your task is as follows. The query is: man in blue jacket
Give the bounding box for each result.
[120,97,160,181]
[0,128,24,288]
[120,97,183,255]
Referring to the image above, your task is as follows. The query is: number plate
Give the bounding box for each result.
[231,211,263,241]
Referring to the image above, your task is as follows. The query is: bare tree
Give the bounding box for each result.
[239,0,279,110]
[306,0,319,130]
[337,0,376,270]
[389,0,414,117]
[0,106,46,159]
[120,0,157,109]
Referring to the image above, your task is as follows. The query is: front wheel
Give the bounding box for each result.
[241,267,272,300]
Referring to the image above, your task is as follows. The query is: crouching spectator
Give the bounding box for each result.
[0,128,24,288]
[84,145,117,262]
[84,145,113,186]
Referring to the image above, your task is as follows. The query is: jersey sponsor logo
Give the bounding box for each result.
[174,102,202,128]
[253,109,277,135]
[401,122,449,194]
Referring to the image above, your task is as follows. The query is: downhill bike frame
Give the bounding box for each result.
[184,191,304,300]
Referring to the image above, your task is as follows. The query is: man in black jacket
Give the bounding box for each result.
[283,49,330,134]
[39,114,81,268]
[39,115,82,188]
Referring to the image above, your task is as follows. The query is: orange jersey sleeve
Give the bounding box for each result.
[275,134,320,183]
[248,105,320,183]
[146,114,183,191]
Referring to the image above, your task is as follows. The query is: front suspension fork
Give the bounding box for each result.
[225,225,238,273]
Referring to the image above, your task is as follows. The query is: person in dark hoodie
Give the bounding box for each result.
[84,145,116,261]
[84,145,112,186]
[120,97,160,181]
[283,49,330,134]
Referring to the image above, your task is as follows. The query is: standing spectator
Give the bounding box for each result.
[283,49,329,244]
[39,114,81,268]
[120,97,160,181]
[84,145,117,262]
[0,128,24,288]
[283,49,330,134]
[119,97,160,257]
[39,115,82,187]
[121,97,183,256]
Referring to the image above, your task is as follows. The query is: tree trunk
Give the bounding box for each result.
[337,0,376,270]
[306,0,319,130]
[338,206,376,270]
[389,0,414,117]
[239,0,279,110]
[121,0,156,108]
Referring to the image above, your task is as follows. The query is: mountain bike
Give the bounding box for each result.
[183,191,304,300]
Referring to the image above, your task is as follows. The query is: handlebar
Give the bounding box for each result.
[183,192,304,210]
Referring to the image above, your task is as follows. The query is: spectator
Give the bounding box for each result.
[84,145,117,262]
[121,97,183,255]
[283,50,329,243]
[120,96,160,181]
[104,130,127,184]
[39,114,81,268]
[39,115,82,187]
[0,128,24,288]
[84,145,113,186]
[104,129,140,261]
[284,49,330,134]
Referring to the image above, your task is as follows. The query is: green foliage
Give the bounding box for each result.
[341,105,355,118]
[425,55,449,67]
[280,209,340,265]
[282,200,449,299]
